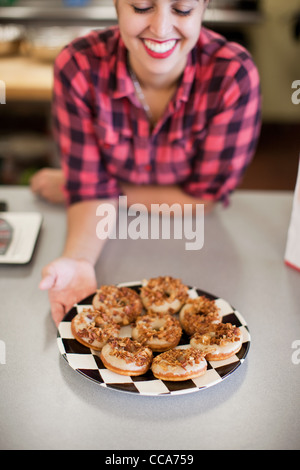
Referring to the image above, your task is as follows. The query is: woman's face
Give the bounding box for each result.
[114,0,208,81]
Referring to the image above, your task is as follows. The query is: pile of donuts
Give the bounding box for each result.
[71,276,243,382]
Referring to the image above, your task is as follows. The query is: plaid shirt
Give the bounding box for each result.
[53,26,261,206]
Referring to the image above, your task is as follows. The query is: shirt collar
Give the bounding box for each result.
[111,34,135,99]
[173,47,196,108]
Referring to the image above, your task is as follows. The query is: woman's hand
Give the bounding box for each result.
[30,168,65,204]
[40,257,97,326]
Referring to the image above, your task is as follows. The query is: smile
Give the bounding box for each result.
[142,39,178,58]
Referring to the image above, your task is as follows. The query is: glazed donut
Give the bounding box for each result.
[151,347,207,381]
[92,285,143,325]
[190,322,242,361]
[71,307,120,351]
[179,296,221,336]
[131,311,182,352]
[140,276,189,314]
[100,337,153,376]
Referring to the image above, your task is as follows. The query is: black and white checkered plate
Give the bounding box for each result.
[57,281,250,396]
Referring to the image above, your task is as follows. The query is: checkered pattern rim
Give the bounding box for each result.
[57,282,250,396]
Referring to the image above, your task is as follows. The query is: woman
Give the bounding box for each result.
[39,0,261,325]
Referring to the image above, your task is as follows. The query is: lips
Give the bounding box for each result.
[141,38,178,59]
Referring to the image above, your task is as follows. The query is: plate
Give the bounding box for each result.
[57,281,250,396]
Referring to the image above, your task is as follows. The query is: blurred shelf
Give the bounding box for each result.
[0,5,118,27]
[0,0,263,27]
[204,9,262,26]
[0,55,53,101]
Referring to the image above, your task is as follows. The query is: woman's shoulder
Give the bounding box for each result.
[54,25,121,70]
[197,27,256,70]
[70,26,120,54]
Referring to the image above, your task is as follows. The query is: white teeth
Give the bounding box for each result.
[143,39,176,54]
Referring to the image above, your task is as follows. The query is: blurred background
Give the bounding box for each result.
[0,0,299,191]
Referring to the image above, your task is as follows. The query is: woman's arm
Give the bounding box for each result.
[62,199,117,263]
[40,198,118,325]
[120,183,215,215]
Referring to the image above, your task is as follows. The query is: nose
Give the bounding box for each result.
[149,6,174,38]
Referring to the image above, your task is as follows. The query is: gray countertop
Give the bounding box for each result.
[0,186,299,450]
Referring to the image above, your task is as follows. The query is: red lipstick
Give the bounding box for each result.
[141,38,178,59]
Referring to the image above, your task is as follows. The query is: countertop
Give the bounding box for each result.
[0,186,299,450]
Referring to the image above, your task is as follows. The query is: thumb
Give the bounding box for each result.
[39,274,56,290]
[39,266,57,290]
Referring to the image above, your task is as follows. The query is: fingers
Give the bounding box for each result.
[30,177,41,195]
[51,296,77,326]
[39,259,74,326]
[30,168,65,204]
[40,258,97,326]
[30,168,46,192]
[52,301,66,327]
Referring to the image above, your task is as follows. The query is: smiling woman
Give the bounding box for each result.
[37,0,262,326]
[115,0,206,89]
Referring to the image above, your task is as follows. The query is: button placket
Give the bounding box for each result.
[132,112,153,181]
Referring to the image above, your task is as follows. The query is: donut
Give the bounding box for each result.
[179,296,221,336]
[92,285,143,325]
[151,347,207,381]
[71,307,120,351]
[140,276,189,314]
[100,337,153,376]
[131,311,182,352]
[190,322,242,361]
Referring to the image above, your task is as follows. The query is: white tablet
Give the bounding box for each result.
[0,212,42,264]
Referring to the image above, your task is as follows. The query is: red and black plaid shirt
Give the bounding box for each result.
[53,26,261,206]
